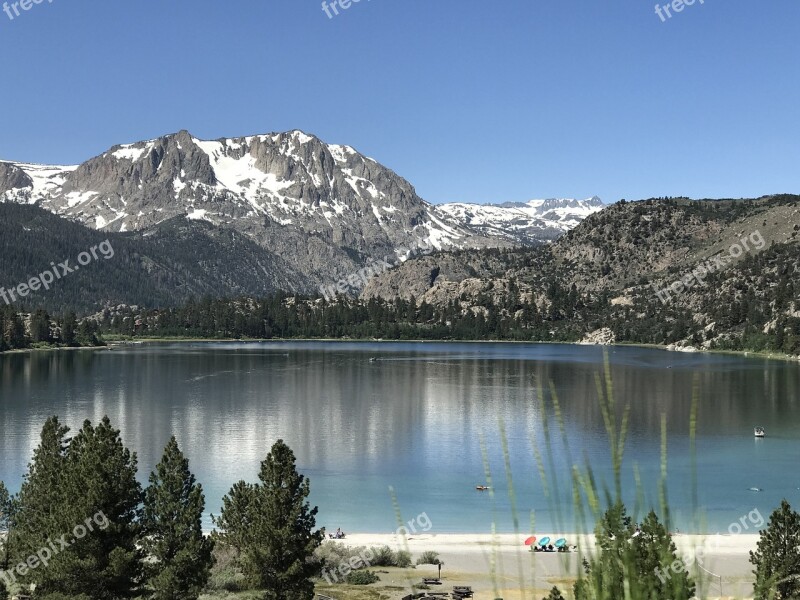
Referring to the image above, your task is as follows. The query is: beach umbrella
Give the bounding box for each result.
[555,538,567,548]
[524,536,536,546]
[538,536,551,547]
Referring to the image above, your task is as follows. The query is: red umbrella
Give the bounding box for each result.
[524,536,537,546]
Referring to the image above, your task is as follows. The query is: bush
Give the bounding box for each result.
[369,545,395,566]
[206,542,248,592]
[314,541,370,569]
[366,545,412,567]
[394,549,413,568]
[345,570,380,585]
[0,580,6,600]
[416,550,441,565]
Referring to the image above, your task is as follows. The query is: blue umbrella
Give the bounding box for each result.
[538,536,551,547]
[555,538,567,548]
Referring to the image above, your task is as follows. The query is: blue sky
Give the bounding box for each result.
[0,0,798,205]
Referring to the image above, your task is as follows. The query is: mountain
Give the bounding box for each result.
[360,195,800,352]
[0,203,312,313]
[436,196,605,244]
[0,131,603,298]
[0,130,513,290]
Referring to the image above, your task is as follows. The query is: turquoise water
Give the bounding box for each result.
[1,342,798,534]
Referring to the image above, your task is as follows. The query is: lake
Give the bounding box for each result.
[1,342,798,535]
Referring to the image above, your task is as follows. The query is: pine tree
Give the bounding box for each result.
[143,437,214,600]
[29,309,52,344]
[61,312,77,346]
[574,505,693,600]
[213,481,256,555]
[0,481,15,571]
[751,500,800,600]
[216,440,323,600]
[31,417,144,600]
[10,417,69,572]
[632,511,694,600]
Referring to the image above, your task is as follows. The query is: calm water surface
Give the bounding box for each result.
[1,342,799,534]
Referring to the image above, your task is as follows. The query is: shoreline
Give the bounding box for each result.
[327,532,759,554]
[4,336,792,364]
[321,532,759,597]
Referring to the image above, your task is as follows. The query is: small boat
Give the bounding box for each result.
[749,487,763,492]
[755,427,766,438]
[476,485,489,491]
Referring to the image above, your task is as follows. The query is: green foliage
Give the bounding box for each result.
[215,440,324,600]
[574,505,694,600]
[314,543,368,573]
[344,570,380,585]
[143,436,215,600]
[366,545,411,567]
[0,481,13,571]
[10,416,143,600]
[415,550,441,565]
[750,499,800,600]
[205,543,247,592]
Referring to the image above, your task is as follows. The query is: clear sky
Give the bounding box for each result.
[0,0,798,205]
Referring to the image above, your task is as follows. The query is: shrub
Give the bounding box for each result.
[366,545,413,568]
[394,549,413,568]
[416,550,441,565]
[345,570,380,585]
[314,542,370,570]
[206,542,248,592]
[369,545,395,566]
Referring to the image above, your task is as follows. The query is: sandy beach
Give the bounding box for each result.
[326,533,758,599]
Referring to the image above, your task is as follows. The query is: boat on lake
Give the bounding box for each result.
[754,427,766,438]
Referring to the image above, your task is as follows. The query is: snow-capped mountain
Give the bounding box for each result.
[0,130,601,289]
[437,197,605,244]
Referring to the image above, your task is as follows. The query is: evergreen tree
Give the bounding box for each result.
[216,440,323,600]
[143,437,214,600]
[633,511,694,600]
[29,417,144,600]
[29,309,52,344]
[213,481,256,555]
[10,417,69,571]
[574,504,693,600]
[3,312,26,350]
[751,500,800,600]
[0,481,14,571]
[61,312,77,346]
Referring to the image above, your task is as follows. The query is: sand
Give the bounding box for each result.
[326,533,758,599]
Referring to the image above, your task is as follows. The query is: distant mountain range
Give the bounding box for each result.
[0,130,603,310]
[437,197,604,243]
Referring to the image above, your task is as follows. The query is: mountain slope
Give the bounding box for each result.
[360,194,800,350]
[0,203,313,313]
